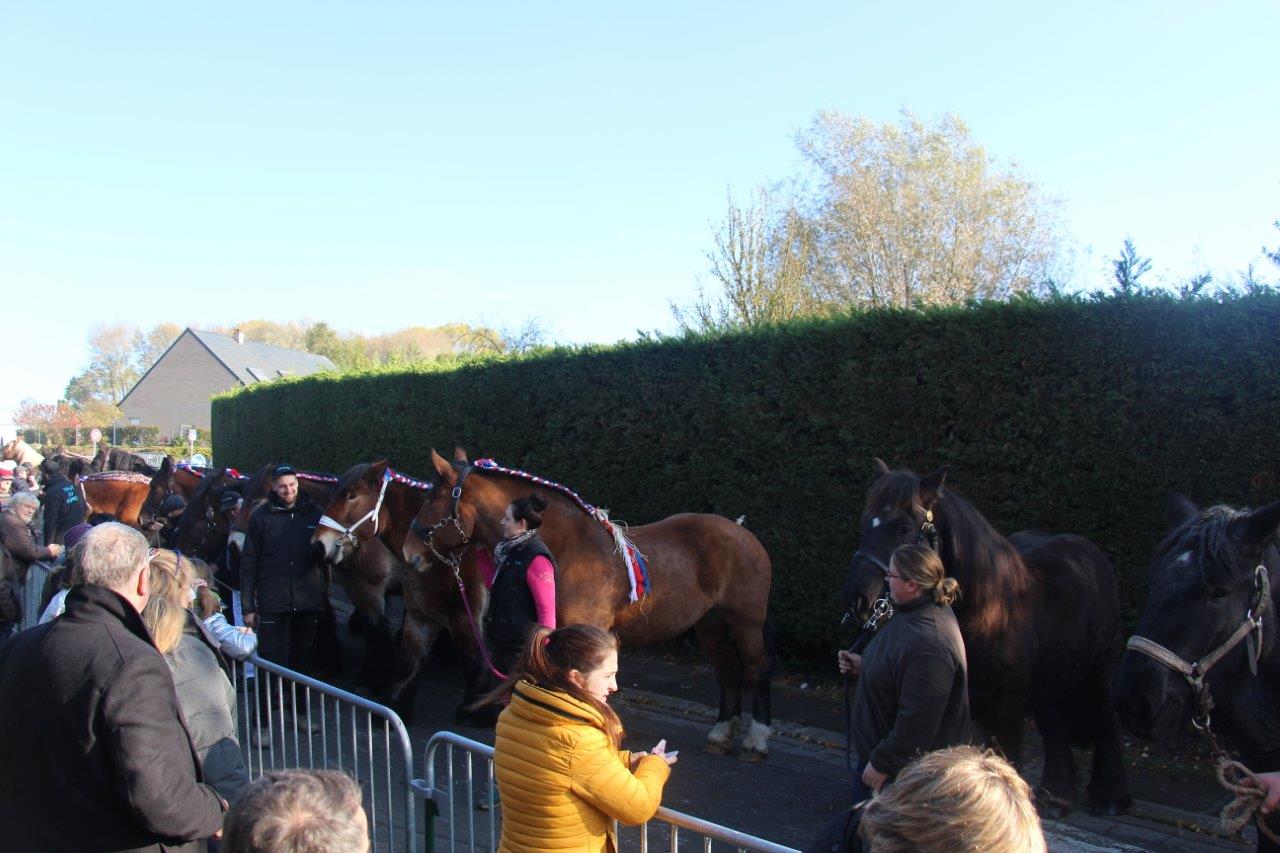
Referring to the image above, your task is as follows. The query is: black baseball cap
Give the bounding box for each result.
[272,464,296,479]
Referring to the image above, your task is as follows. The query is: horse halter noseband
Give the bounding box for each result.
[408,462,474,571]
[1127,564,1270,731]
[318,468,392,549]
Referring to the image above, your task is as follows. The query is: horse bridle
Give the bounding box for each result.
[1126,564,1270,732]
[845,508,941,628]
[317,468,392,550]
[408,462,474,571]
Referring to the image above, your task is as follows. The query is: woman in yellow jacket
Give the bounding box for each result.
[485,624,677,852]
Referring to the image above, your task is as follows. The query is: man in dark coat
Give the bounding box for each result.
[0,522,225,851]
[240,465,325,675]
[39,460,86,545]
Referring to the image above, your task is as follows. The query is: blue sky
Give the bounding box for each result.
[2,1,1278,421]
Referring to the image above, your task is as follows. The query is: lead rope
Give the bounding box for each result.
[450,563,507,681]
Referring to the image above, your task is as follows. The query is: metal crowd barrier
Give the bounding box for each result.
[18,562,54,631]
[414,730,799,853]
[228,654,417,852]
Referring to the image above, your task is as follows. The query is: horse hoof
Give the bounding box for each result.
[704,741,733,756]
[1035,798,1071,821]
[738,747,768,763]
[1086,795,1132,817]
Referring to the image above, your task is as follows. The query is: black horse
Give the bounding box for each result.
[1111,495,1280,847]
[841,459,1130,817]
[172,469,244,562]
[90,442,159,476]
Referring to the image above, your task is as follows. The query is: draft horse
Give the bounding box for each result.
[311,461,490,722]
[404,449,777,759]
[78,471,154,529]
[171,468,247,561]
[1111,495,1280,848]
[841,459,1130,815]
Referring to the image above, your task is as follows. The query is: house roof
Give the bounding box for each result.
[188,329,336,386]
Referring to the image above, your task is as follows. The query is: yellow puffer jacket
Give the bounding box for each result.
[494,680,671,852]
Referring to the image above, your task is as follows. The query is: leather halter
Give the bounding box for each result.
[846,509,940,626]
[1126,564,1270,730]
[318,468,391,549]
[408,462,474,571]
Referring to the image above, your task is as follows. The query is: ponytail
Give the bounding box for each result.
[934,576,961,606]
[473,623,624,747]
[509,493,549,529]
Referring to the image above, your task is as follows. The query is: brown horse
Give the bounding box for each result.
[403,449,776,759]
[78,472,154,529]
[311,461,490,721]
[138,457,200,529]
[170,468,246,561]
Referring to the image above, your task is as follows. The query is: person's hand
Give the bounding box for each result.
[243,612,257,629]
[1251,771,1280,814]
[837,650,862,675]
[235,626,255,636]
[197,588,220,619]
[48,543,63,557]
[862,763,888,792]
[649,739,678,766]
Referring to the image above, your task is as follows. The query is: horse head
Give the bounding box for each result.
[174,470,238,561]
[226,462,277,558]
[312,461,391,567]
[401,447,480,572]
[841,458,948,625]
[138,456,174,530]
[1111,494,1280,753]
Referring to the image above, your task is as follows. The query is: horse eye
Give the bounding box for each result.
[1209,587,1230,601]
[346,491,356,501]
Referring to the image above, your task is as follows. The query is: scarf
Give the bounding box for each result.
[493,529,539,568]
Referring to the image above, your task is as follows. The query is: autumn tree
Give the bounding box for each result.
[673,186,821,332]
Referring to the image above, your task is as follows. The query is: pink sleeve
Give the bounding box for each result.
[526,556,557,629]
[476,548,496,590]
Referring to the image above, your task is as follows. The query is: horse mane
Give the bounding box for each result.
[867,470,1032,636]
[1157,505,1249,581]
[332,463,372,497]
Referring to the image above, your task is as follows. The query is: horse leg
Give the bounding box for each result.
[975,689,1027,768]
[384,613,440,725]
[1032,703,1078,819]
[693,608,743,755]
[728,609,773,762]
[1084,680,1132,815]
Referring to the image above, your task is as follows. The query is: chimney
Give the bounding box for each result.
[234,329,245,345]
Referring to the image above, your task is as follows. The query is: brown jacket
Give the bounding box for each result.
[0,509,54,580]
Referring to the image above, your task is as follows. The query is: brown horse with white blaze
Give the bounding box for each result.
[404,449,777,759]
[310,461,490,721]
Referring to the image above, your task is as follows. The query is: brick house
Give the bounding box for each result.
[118,328,335,439]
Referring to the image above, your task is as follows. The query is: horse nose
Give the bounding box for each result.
[312,540,329,564]
[850,593,870,622]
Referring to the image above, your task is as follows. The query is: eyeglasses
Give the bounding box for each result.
[886,572,908,581]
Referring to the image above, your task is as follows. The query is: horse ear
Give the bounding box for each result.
[159,456,172,474]
[453,446,469,463]
[1167,493,1199,530]
[918,465,949,508]
[1239,501,1280,551]
[366,460,390,481]
[431,449,456,482]
[872,457,892,477]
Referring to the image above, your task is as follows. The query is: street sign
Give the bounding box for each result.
[190,453,208,468]
[187,428,198,442]
[89,428,102,444]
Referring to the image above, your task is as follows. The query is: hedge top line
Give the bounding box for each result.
[214,290,1280,403]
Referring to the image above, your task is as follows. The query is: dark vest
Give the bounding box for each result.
[487,534,557,648]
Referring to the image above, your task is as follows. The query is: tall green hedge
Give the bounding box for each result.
[213,293,1280,654]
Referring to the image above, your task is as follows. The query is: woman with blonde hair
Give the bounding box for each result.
[859,745,1046,852]
[142,549,251,804]
[840,543,970,801]
[484,624,676,852]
